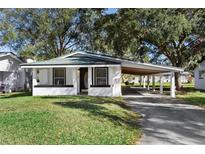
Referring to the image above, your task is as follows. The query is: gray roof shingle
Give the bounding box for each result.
[21,53,121,66]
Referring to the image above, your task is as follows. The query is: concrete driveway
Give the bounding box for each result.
[123,88,205,144]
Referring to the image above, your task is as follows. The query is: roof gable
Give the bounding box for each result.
[59,51,121,62]
[21,52,121,66]
[0,52,23,63]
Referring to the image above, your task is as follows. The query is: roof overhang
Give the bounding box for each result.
[0,52,24,63]
[21,64,120,69]
[121,61,183,75]
[21,51,184,74]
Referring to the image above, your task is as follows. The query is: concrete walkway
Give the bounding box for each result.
[123,89,205,144]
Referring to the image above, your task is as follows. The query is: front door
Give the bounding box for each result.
[80,68,88,93]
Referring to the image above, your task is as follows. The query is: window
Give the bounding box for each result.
[199,70,205,79]
[53,68,66,85]
[94,67,108,85]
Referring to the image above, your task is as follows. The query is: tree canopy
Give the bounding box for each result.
[0,9,83,60]
[0,8,205,88]
[85,8,205,89]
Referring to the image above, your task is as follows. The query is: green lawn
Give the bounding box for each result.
[177,91,205,107]
[176,83,205,108]
[0,93,141,144]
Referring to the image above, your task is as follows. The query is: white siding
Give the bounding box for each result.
[32,67,78,96]
[32,66,122,97]
[37,68,75,86]
[194,61,205,90]
[38,69,49,85]
[33,87,76,96]
[0,59,11,71]
[0,55,25,92]
[48,68,53,85]
[73,67,78,94]
[0,56,21,72]
[89,87,113,96]
[88,65,122,97]
[66,68,73,85]
[88,66,113,96]
[110,66,121,96]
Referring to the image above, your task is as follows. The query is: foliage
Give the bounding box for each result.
[1,8,205,88]
[88,9,205,89]
[1,8,204,64]
[0,9,82,60]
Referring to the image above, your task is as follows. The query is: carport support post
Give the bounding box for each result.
[143,76,146,88]
[32,68,37,96]
[139,75,142,87]
[160,74,163,94]
[170,72,176,98]
[152,75,155,91]
[147,75,150,90]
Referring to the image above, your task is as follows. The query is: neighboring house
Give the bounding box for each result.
[21,51,183,97]
[0,52,25,92]
[161,72,193,83]
[127,71,192,85]
[194,58,205,90]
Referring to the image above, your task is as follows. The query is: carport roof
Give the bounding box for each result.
[21,51,184,74]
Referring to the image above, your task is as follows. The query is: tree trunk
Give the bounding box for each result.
[175,72,182,90]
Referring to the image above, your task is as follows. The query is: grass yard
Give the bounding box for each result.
[0,92,141,145]
[176,83,205,108]
[177,91,205,107]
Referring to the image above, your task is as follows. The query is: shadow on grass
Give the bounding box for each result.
[53,100,138,129]
[0,92,31,99]
[41,95,130,110]
[121,86,143,95]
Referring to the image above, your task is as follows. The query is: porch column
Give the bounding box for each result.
[147,75,150,90]
[160,74,163,94]
[170,72,176,98]
[152,75,155,91]
[88,67,92,88]
[143,76,146,88]
[73,67,78,95]
[32,68,37,96]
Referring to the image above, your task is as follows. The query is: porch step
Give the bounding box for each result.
[81,89,88,92]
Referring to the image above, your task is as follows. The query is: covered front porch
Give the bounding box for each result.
[31,65,121,97]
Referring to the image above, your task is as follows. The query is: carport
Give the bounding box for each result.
[120,60,184,98]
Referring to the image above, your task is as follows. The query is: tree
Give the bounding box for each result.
[89,9,205,90]
[87,9,145,59]
[1,8,205,89]
[140,9,205,89]
[0,9,82,60]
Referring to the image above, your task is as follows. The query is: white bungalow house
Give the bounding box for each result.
[21,51,183,97]
[194,58,205,90]
[0,52,26,92]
